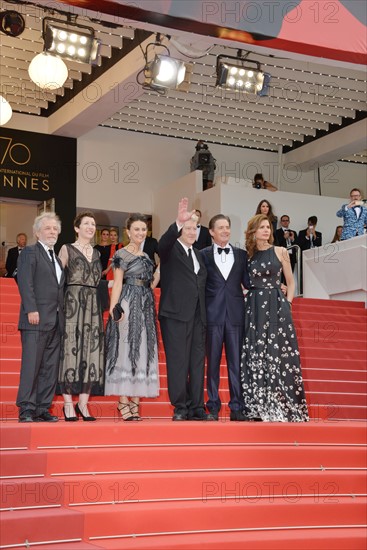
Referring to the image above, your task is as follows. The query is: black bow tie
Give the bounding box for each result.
[217,247,230,255]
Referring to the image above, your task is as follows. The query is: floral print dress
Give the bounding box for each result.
[240,247,309,422]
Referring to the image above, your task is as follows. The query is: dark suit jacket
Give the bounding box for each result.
[274,228,298,267]
[143,236,159,267]
[5,246,20,277]
[297,229,322,251]
[201,245,249,326]
[17,242,65,332]
[158,223,207,324]
[193,225,212,250]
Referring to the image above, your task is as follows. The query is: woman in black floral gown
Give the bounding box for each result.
[58,211,104,421]
[240,214,309,422]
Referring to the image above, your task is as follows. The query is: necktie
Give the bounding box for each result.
[48,248,56,268]
[217,247,230,255]
[188,248,195,271]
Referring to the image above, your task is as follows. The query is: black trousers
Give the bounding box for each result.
[16,327,61,415]
[160,305,206,415]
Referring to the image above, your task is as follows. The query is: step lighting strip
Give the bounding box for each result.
[0,474,44,480]
[51,466,367,477]
[90,523,367,542]
[0,538,82,549]
[69,492,367,508]
[37,442,367,450]
[0,447,28,451]
[0,504,61,512]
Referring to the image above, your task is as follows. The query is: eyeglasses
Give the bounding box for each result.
[281,219,290,222]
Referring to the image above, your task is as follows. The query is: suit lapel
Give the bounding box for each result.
[37,241,60,283]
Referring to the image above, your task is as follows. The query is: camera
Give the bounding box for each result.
[253,180,263,189]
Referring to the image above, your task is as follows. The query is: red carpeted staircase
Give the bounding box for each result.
[0,278,366,549]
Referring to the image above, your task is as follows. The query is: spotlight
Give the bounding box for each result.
[43,18,100,64]
[216,53,270,96]
[140,35,192,94]
[0,10,25,37]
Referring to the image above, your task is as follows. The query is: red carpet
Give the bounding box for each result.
[0,278,366,549]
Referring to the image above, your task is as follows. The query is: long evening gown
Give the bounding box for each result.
[240,247,309,422]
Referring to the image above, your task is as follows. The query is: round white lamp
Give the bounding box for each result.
[28,53,68,90]
[0,95,12,125]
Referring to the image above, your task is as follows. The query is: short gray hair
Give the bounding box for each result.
[33,212,61,234]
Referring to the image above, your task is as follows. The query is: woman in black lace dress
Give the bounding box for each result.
[240,214,309,422]
[105,214,160,421]
[58,211,104,421]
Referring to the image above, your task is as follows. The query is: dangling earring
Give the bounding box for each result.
[253,235,256,242]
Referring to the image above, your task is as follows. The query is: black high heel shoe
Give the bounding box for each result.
[117,401,134,421]
[75,403,96,422]
[63,406,79,422]
[129,399,142,421]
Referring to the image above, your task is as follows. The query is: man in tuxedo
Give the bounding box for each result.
[297,216,322,251]
[16,213,65,422]
[297,216,322,294]
[201,215,250,421]
[193,209,212,250]
[158,198,212,421]
[4,233,27,278]
[274,215,298,272]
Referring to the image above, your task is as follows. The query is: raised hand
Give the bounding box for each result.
[176,198,196,225]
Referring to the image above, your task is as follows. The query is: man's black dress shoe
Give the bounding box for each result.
[19,410,34,423]
[34,411,59,422]
[172,413,187,421]
[188,409,215,421]
[230,410,249,422]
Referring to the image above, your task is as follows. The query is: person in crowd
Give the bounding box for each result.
[193,209,212,250]
[331,225,343,243]
[297,216,322,251]
[16,214,64,422]
[336,188,367,240]
[105,214,160,421]
[58,211,104,421]
[201,214,250,421]
[94,228,111,278]
[105,228,123,281]
[274,215,298,272]
[252,173,277,192]
[4,232,27,278]
[142,234,159,269]
[255,200,278,235]
[240,214,309,422]
[158,198,212,421]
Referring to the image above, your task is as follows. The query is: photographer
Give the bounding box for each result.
[336,188,367,240]
[274,215,297,272]
[252,173,277,192]
[190,140,216,191]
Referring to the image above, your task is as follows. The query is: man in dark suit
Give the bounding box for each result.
[297,216,322,251]
[16,213,65,423]
[274,215,298,272]
[4,233,27,278]
[297,216,322,294]
[201,215,250,421]
[142,235,159,268]
[158,198,212,421]
[193,209,212,250]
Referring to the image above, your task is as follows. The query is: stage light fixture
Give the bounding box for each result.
[43,17,100,64]
[140,35,192,94]
[216,52,270,96]
[0,10,25,37]
[28,52,68,90]
[0,96,12,126]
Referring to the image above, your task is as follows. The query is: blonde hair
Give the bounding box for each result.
[245,214,274,258]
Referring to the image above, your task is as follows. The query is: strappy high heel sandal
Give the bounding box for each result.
[129,399,142,421]
[117,401,134,421]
